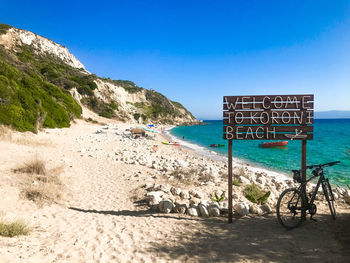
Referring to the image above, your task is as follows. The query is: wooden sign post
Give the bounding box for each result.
[223,95,314,223]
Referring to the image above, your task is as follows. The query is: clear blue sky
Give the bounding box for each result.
[1,0,349,119]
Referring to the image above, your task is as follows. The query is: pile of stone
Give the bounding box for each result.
[143,183,273,218]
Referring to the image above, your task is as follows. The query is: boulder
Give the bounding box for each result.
[260,204,273,214]
[194,191,203,199]
[239,176,250,185]
[146,191,164,206]
[152,183,161,191]
[249,204,263,215]
[208,203,220,217]
[187,207,199,217]
[150,204,159,211]
[256,177,266,186]
[180,190,190,200]
[159,200,174,213]
[160,184,172,193]
[233,202,249,216]
[174,203,187,214]
[219,201,229,213]
[198,204,209,217]
[189,197,201,206]
[171,187,182,196]
[342,190,350,204]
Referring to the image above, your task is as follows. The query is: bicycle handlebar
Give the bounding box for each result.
[291,161,340,173]
[306,161,340,169]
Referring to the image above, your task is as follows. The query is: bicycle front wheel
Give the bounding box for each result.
[276,188,303,230]
[322,179,336,220]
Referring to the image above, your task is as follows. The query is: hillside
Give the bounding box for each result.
[0,23,196,132]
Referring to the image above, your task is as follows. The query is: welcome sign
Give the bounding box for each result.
[223,95,314,140]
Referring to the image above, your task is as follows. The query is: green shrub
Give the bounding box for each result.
[212,192,225,203]
[232,178,241,186]
[0,50,82,132]
[0,220,30,237]
[0,23,12,35]
[133,113,140,121]
[244,184,271,204]
[81,97,116,119]
[109,101,118,110]
[102,78,143,93]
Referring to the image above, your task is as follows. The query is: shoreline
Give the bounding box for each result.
[166,125,293,182]
[167,125,350,188]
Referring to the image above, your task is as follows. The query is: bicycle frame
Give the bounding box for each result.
[293,169,325,214]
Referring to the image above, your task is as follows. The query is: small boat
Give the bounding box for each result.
[260,141,288,148]
[162,142,180,146]
[210,144,225,147]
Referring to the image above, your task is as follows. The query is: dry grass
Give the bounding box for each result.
[13,137,52,147]
[0,125,12,141]
[14,158,64,205]
[169,168,199,186]
[0,125,51,146]
[14,158,47,175]
[0,220,30,237]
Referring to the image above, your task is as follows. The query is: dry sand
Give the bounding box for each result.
[0,111,349,262]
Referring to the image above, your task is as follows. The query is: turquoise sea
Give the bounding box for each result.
[170,119,350,186]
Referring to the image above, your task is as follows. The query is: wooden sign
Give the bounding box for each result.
[223,95,314,140]
[223,94,314,224]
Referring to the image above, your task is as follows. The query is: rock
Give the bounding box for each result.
[160,184,171,193]
[239,176,250,185]
[171,187,182,196]
[333,192,339,200]
[187,207,199,217]
[343,190,350,204]
[198,204,209,217]
[152,183,161,191]
[233,202,249,216]
[219,201,229,212]
[159,200,174,213]
[249,204,263,215]
[208,204,220,217]
[177,160,189,168]
[146,191,164,206]
[256,177,266,186]
[194,191,203,199]
[174,203,187,214]
[180,190,190,200]
[150,204,159,211]
[260,204,273,214]
[189,197,201,206]
[167,193,176,203]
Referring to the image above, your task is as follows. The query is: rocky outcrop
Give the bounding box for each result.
[0,27,85,69]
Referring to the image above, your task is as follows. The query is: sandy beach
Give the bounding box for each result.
[0,109,349,263]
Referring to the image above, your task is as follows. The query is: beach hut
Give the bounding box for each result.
[131,128,146,137]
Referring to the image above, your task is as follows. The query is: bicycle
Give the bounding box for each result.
[276,161,340,230]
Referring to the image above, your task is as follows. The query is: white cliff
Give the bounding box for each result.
[0,27,85,69]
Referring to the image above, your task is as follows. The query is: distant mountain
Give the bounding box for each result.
[315,110,350,119]
[0,23,196,132]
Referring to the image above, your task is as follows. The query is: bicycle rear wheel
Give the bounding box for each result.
[276,188,303,230]
[322,179,336,219]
